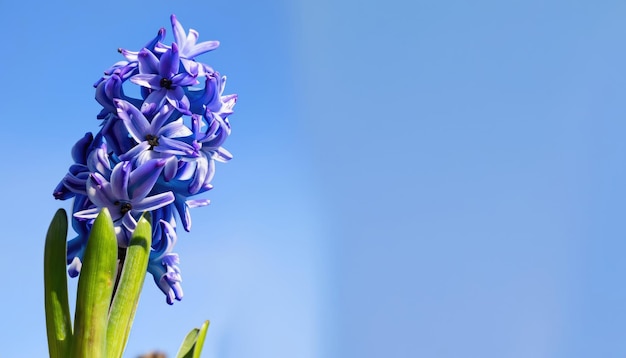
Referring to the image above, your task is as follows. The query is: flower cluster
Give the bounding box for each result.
[53,15,236,304]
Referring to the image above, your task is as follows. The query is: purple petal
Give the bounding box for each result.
[181,59,200,77]
[194,159,215,194]
[68,257,82,278]
[171,73,199,87]
[141,89,167,114]
[166,87,190,113]
[191,114,203,134]
[185,41,220,59]
[53,182,73,200]
[109,162,131,202]
[115,99,151,142]
[119,49,139,62]
[73,207,101,220]
[151,219,177,260]
[104,75,123,101]
[129,159,166,199]
[213,147,233,162]
[188,76,218,113]
[174,195,192,231]
[170,14,186,48]
[133,192,175,212]
[70,133,94,164]
[184,29,199,50]
[150,105,176,134]
[160,43,179,79]
[118,141,150,162]
[137,48,160,74]
[61,172,88,195]
[158,118,193,138]
[118,214,138,247]
[155,137,196,156]
[199,182,214,193]
[86,173,115,208]
[145,28,166,51]
[189,156,208,195]
[102,60,130,75]
[87,144,112,176]
[164,156,178,181]
[187,199,210,208]
[130,74,162,89]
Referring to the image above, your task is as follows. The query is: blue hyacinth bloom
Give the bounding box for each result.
[53,14,237,304]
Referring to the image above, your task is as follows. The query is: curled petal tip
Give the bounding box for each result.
[171,14,177,21]
[138,48,151,58]
[89,173,104,187]
[68,257,82,277]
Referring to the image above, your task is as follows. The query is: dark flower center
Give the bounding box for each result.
[114,201,133,215]
[160,78,173,89]
[146,134,160,149]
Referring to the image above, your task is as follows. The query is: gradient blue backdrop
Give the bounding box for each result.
[1,0,626,357]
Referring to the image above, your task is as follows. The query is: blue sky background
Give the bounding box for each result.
[1,0,626,357]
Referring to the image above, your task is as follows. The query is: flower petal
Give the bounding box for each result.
[73,207,101,220]
[137,48,160,74]
[115,99,151,142]
[129,74,161,89]
[141,89,167,114]
[171,73,199,87]
[133,191,175,212]
[187,199,210,208]
[163,156,178,181]
[170,14,186,49]
[185,40,220,59]
[160,43,179,79]
[86,173,115,208]
[109,161,131,202]
[118,141,150,162]
[165,87,190,113]
[155,136,196,156]
[129,159,166,199]
[158,118,193,138]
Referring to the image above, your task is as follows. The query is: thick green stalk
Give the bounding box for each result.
[44,209,73,358]
[71,208,118,358]
[106,214,152,358]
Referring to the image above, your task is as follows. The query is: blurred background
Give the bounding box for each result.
[2,0,626,357]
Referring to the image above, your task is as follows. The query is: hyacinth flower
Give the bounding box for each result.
[130,43,198,115]
[75,160,175,246]
[155,14,220,76]
[148,213,183,304]
[44,14,236,358]
[115,99,197,169]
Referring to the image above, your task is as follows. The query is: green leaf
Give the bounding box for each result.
[44,209,73,358]
[71,208,118,358]
[193,320,210,358]
[176,320,210,358]
[176,328,199,358]
[106,213,152,358]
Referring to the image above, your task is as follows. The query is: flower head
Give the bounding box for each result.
[53,14,236,304]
